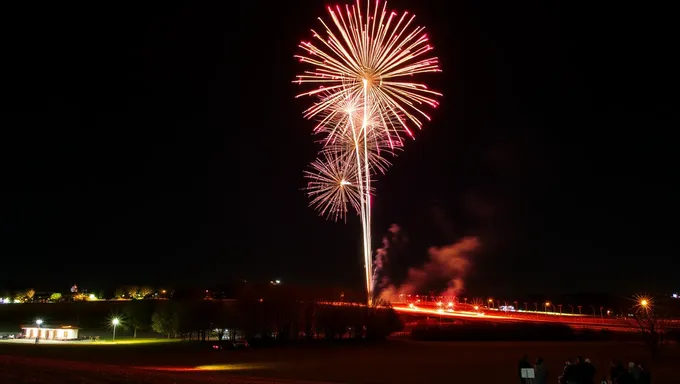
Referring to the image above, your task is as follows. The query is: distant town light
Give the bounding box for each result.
[89,294,96,300]
[673,293,678,299]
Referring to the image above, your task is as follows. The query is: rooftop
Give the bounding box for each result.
[21,324,79,329]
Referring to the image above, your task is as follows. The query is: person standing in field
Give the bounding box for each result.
[518,354,531,383]
[534,357,548,384]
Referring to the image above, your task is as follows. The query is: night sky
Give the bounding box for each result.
[3,2,676,296]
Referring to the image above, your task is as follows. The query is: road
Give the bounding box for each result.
[320,300,679,331]
[391,303,643,332]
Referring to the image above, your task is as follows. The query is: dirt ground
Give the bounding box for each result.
[1,339,677,383]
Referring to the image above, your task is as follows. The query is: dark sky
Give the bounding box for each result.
[3,1,676,296]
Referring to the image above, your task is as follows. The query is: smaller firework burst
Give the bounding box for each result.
[304,151,373,222]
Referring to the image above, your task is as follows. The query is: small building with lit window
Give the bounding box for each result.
[21,324,79,340]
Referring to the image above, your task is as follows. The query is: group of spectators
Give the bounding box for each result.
[518,355,651,384]
[604,361,651,384]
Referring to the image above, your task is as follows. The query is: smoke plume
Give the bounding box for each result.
[380,236,481,302]
[372,224,402,297]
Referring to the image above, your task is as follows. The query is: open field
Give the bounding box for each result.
[1,338,678,383]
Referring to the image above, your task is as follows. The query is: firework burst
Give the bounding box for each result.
[304,151,369,222]
[316,97,399,175]
[295,0,441,304]
[295,0,442,145]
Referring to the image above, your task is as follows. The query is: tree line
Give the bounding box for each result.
[121,297,402,342]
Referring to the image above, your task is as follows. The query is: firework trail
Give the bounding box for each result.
[295,0,441,304]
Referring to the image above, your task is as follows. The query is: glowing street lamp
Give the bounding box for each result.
[634,294,653,312]
[35,319,43,343]
[111,318,120,341]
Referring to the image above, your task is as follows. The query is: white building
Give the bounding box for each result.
[22,324,79,340]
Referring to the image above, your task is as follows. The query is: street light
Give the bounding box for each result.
[112,318,120,341]
[35,319,43,343]
[544,302,551,313]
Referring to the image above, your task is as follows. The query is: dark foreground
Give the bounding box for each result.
[1,339,678,383]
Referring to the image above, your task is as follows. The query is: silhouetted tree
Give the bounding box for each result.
[126,285,139,298]
[365,301,403,340]
[49,292,62,302]
[124,302,151,338]
[114,286,126,299]
[138,286,154,298]
[14,289,34,302]
[151,303,179,338]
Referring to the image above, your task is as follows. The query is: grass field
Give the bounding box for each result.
[1,339,678,383]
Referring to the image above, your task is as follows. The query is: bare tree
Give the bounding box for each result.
[632,296,669,358]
